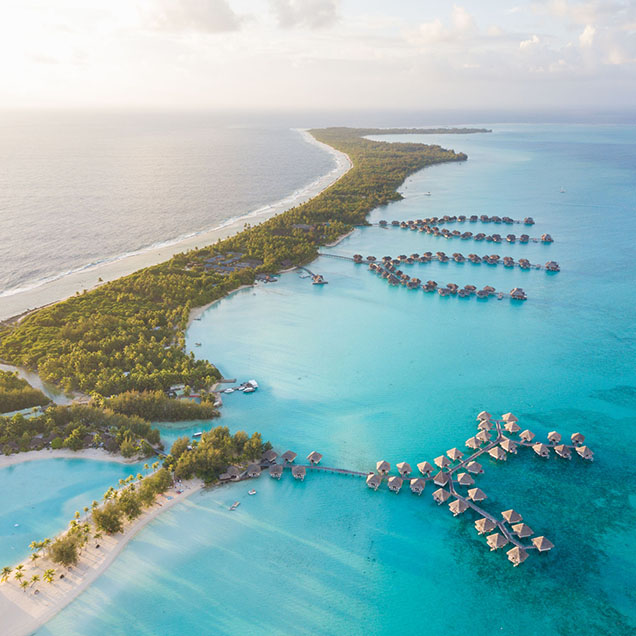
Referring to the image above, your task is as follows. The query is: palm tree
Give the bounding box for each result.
[137,473,143,481]
[19,580,28,592]
[28,540,40,553]
[15,564,24,574]
[1,566,12,583]
[143,463,149,472]
[152,462,159,471]
[43,569,56,584]
[30,553,40,567]
[74,511,80,520]
[30,574,40,587]
[14,571,24,582]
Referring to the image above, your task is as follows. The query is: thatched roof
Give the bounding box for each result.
[262,449,278,462]
[388,476,403,492]
[227,465,241,477]
[269,465,283,478]
[410,478,426,494]
[417,461,434,475]
[281,450,297,463]
[547,431,561,443]
[476,430,491,443]
[571,432,585,445]
[456,472,474,486]
[532,443,550,457]
[486,533,509,550]
[307,451,323,464]
[488,446,507,461]
[446,447,464,461]
[511,523,534,538]
[448,498,469,516]
[507,546,529,566]
[433,471,449,486]
[477,420,493,431]
[502,509,522,523]
[465,437,480,449]
[504,421,521,433]
[576,445,593,460]
[532,536,555,552]
[292,465,306,480]
[475,517,496,534]
[500,438,517,453]
[366,473,382,489]
[396,462,412,476]
[434,455,451,469]
[477,411,492,421]
[432,488,450,503]
[466,461,483,474]
[519,430,535,442]
[247,463,261,477]
[554,444,572,459]
[468,488,487,502]
[502,412,518,422]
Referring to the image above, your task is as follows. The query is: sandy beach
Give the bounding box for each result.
[0,131,351,323]
[0,478,203,636]
[0,448,144,470]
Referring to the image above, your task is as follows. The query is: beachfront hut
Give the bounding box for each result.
[292,465,306,481]
[396,462,412,477]
[486,533,509,551]
[571,432,585,446]
[576,445,594,460]
[262,449,278,464]
[447,448,464,462]
[502,509,522,524]
[532,443,550,458]
[366,473,382,491]
[547,431,562,444]
[500,438,518,454]
[476,430,491,443]
[512,523,534,538]
[488,447,507,462]
[247,464,262,478]
[417,461,434,476]
[532,536,555,552]
[269,465,283,479]
[554,444,572,459]
[466,461,484,474]
[502,412,518,423]
[468,488,487,502]
[475,517,496,535]
[465,437,480,450]
[478,420,493,431]
[281,450,297,464]
[410,478,426,495]
[388,476,403,493]
[307,451,323,465]
[376,460,391,475]
[456,472,475,486]
[477,411,492,421]
[449,498,469,516]
[504,420,521,433]
[432,488,450,504]
[519,429,535,443]
[433,471,449,486]
[226,466,241,481]
[434,455,451,469]
[507,546,529,567]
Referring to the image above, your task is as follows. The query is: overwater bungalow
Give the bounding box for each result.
[532,536,555,552]
[524,217,535,225]
[433,488,451,504]
[466,461,484,474]
[488,446,507,461]
[500,438,518,454]
[545,261,560,272]
[367,255,377,261]
[470,215,478,222]
[227,466,241,481]
[503,256,515,267]
[269,465,283,479]
[507,546,529,567]
[433,471,450,486]
[502,509,523,524]
[457,288,469,298]
[503,216,514,224]
[487,533,509,551]
[504,420,521,433]
[547,431,561,444]
[541,233,554,243]
[447,447,464,462]
[477,411,492,421]
[262,449,278,464]
[510,287,527,300]
[474,233,486,241]
[307,451,323,465]
[376,460,391,475]
[391,220,400,226]
[532,442,550,458]
[518,257,531,268]
[458,215,467,222]
[476,430,491,443]
[461,232,473,239]
[449,498,469,516]
[446,283,459,294]
[512,523,533,538]
[483,285,496,294]
[366,473,382,491]
[468,253,482,262]
[506,234,516,243]
[502,412,518,423]
[379,220,388,226]
[492,233,502,242]
[417,461,434,476]
[571,432,585,445]
[519,234,530,243]
[388,476,403,493]
[396,462,412,477]
[452,253,465,262]
[554,444,572,459]
[410,478,426,495]
[492,215,502,224]
[353,254,363,263]
[456,472,475,486]
[292,465,306,481]
[468,488,487,502]
[465,437,480,450]
[247,464,262,478]
[480,214,490,222]
[312,274,327,285]
[519,429,535,443]
[576,445,594,460]
[281,450,297,464]
[434,455,451,469]
[475,517,496,534]
[478,419,493,431]
[464,284,477,293]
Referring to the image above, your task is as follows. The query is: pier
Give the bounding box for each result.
[245,416,592,567]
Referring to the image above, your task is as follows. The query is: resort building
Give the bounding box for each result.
[487,533,509,550]
[448,498,469,516]
[456,472,475,486]
[376,460,391,475]
[396,462,412,477]
[488,446,507,461]
[507,546,529,566]
[307,451,323,465]
[432,488,450,504]
[410,478,426,495]
[246,464,262,478]
[281,450,298,464]
[532,536,555,552]
[388,476,403,493]
[502,509,523,524]
[467,488,487,502]
[269,465,283,479]
[519,430,535,442]
[262,449,278,464]
[292,465,306,481]
[475,517,496,535]
[366,473,382,491]
[511,523,534,538]
[417,461,434,476]
[547,431,561,444]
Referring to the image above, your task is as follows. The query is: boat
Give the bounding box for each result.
[560,187,566,193]
[223,388,234,394]
[243,386,255,393]
[237,386,245,391]
[229,501,240,510]
[192,432,202,438]
[194,342,201,347]
[248,489,256,496]
[247,380,259,389]
[424,192,431,196]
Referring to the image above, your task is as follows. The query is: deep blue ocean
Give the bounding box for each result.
[5,122,635,635]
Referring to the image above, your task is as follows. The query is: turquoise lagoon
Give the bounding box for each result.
[42,125,636,635]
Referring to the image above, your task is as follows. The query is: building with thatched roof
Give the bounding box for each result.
[465,437,480,450]
[488,446,507,461]
[307,451,323,465]
[432,488,450,504]
[486,533,509,550]
[433,471,449,486]
[511,523,533,538]
[376,460,391,475]
[504,421,521,433]
[468,488,487,502]
[269,464,283,479]
[475,517,496,535]
[456,472,474,486]
[477,420,493,431]
[388,476,403,493]
[281,450,297,464]
[532,442,550,458]
[434,455,451,469]
[366,473,382,491]
[417,461,434,476]
[502,412,518,423]
[396,462,412,477]
[410,478,426,495]
[476,430,491,443]
[576,445,594,460]
[246,464,262,478]
[262,449,278,464]
[502,509,522,524]
[500,438,517,454]
[532,536,554,552]
[519,429,535,443]
[547,431,561,444]
[554,444,572,459]
[448,498,469,516]
[466,461,483,474]
[571,432,585,446]
[292,465,306,481]
[477,411,492,421]
[447,448,463,461]
[227,465,241,480]
[507,546,529,566]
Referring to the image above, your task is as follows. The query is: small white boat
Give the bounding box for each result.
[194,342,201,347]
[192,432,202,438]
[223,388,234,394]
[237,386,245,391]
[243,387,255,393]
[424,192,431,196]
[229,501,240,510]
[248,489,256,496]
[246,380,259,389]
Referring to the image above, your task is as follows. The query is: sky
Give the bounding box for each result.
[1,0,635,112]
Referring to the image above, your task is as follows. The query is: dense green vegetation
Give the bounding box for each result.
[102,390,219,422]
[0,370,49,414]
[166,426,269,483]
[0,404,161,456]
[0,128,470,397]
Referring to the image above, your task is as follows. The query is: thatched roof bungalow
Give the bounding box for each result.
[307,451,323,465]
[432,488,450,504]
[281,450,297,464]
[417,461,434,476]
[507,546,529,566]
[396,462,412,477]
[468,488,487,502]
[512,523,534,538]
[456,472,474,486]
[576,445,594,460]
[502,509,523,524]
[519,429,535,443]
[376,460,391,475]
[388,476,403,493]
[487,533,509,551]
[366,473,382,491]
[475,517,496,535]
[532,536,555,552]
[554,444,572,459]
[448,498,469,516]
[292,465,306,481]
[269,465,283,479]
[247,464,262,478]
[466,461,484,474]
[433,471,449,486]
[532,442,550,458]
[410,478,426,495]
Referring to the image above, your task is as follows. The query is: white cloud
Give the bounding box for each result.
[269,0,338,29]
[410,5,477,45]
[579,24,596,47]
[520,34,540,49]
[145,0,243,33]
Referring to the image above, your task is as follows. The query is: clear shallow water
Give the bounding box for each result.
[0,112,334,296]
[0,458,144,565]
[43,124,636,634]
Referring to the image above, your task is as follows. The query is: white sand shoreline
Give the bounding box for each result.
[0,130,351,323]
[0,478,204,636]
[0,448,143,470]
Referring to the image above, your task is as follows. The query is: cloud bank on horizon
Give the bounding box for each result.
[1,0,634,110]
